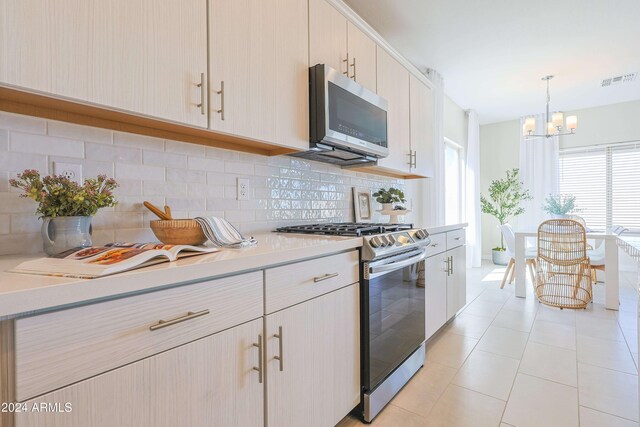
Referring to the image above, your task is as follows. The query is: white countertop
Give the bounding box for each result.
[0,233,362,319]
[424,223,468,235]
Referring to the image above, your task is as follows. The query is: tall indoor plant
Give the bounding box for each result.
[480,168,531,265]
[10,170,118,255]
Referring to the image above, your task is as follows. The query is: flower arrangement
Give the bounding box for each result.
[9,170,118,218]
[543,194,577,216]
[372,187,406,205]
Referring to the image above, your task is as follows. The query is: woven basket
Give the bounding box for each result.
[150,219,207,245]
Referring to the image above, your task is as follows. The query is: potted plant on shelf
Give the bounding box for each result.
[480,168,531,265]
[10,170,118,255]
[543,194,577,218]
[373,187,410,223]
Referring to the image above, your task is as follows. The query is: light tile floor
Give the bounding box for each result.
[338,262,639,427]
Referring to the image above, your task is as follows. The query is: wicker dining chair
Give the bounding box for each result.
[535,219,593,309]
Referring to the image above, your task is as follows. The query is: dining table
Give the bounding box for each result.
[514,229,621,310]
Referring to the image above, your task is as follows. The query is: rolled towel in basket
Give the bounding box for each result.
[194,216,257,248]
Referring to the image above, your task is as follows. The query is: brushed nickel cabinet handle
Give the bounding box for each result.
[413,150,417,169]
[454,236,462,241]
[274,326,283,371]
[407,151,413,166]
[252,334,263,384]
[313,272,339,282]
[216,81,225,120]
[449,256,454,275]
[149,309,209,331]
[350,57,357,81]
[196,72,205,115]
[443,257,449,273]
[431,243,439,247]
[342,53,350,75]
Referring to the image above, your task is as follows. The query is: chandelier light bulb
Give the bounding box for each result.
[566,115,578,130]
[552,112,564,128]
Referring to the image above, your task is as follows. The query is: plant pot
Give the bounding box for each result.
[381,203,394,211]
[492,249,509,266]
[41,216,93,256]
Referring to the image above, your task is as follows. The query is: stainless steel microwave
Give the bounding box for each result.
[293,64,388,167]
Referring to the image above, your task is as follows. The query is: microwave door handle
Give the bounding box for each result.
[369,251,427,274]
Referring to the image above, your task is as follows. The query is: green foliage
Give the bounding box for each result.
[10,169,118,218]
[480,168,532,249]
[372,187,406,205]
[543,194,577,215]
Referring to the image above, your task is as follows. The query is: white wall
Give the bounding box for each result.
[479,100,640,260]
[444,96,468,147]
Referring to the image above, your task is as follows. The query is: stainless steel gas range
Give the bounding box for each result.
[276,223,431,422]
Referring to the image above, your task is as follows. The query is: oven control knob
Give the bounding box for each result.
[414,230,424,240]
[379,235,390,247]
[387,234,396,245]
[370,236,382,248]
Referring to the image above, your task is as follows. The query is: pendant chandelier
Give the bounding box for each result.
[523,75,577,138]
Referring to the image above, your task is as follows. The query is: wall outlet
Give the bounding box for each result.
[53,161,83,184]
[237,178,250,201]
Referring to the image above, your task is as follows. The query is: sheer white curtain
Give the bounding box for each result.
[518,114,559,227]
[466,110,481,267]
[425,68,445,225]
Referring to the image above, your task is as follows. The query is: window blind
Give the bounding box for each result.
[559,142,640,231]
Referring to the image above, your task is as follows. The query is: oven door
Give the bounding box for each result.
[362,249,427,391]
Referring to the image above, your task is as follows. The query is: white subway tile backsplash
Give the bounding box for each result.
[187,156,224,172]
[47,121,112,144]
[10,214,41,234]
[166,140,206,156]
[10,132,84,158]
[0,113,410,255]
[116,163,164,181]
[0,214,9,234]
[143,150,187,169]
[167,168,206,184]
[0,130,8,151]
[86,142,141,164]
[113,132,164,151]
[0,112,46,135]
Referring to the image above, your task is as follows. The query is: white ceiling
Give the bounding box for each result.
[343,0,640,124]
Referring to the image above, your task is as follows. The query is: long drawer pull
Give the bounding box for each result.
[274,326,284,371]
[149,309,210,331]
[313,272,339,283]
[252,334,263,383]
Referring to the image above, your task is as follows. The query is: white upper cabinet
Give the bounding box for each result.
[209,0,309,150]
[309,0,349,75]
[0,0,209,128]
[309,0,377,92]
[375,47,411,173]
[410,74,435,177]
[346,21,377,92]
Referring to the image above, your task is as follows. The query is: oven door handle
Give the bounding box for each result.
[369,250,427,274]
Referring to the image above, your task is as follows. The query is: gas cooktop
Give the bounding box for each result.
[275,222,413,237]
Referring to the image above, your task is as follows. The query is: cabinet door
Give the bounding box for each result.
[346,21,377,92]
[375,47,411,173]
[209,0,308,150]
[15,319,264,427]
[0,0,91,101]
[266,284,360,427]
[110,0,207,128]
[424,255,448,340]
[409,75,435,178]
[309,0,348,74]
[446,246,467,320]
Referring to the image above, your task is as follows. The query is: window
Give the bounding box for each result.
[559,142,640,230]
[444,139,464,224]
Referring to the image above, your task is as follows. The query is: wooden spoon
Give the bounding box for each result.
[164,205,173,220]
[143,201,170,220]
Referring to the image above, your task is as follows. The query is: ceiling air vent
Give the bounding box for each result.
[601,72,637,87]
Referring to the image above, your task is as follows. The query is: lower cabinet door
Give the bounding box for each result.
[447,246,467,320]
[265,284,360,427]
[15,318,264,427]
[425,254,448,340]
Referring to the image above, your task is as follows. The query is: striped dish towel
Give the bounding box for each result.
[194,216,257,248]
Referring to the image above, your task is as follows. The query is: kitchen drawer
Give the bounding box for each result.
[265,250,359,314]
[447,228,466,249]
[425,232,447,257]
[14,271,263,401]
